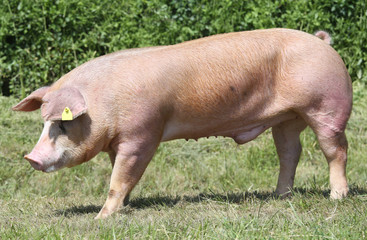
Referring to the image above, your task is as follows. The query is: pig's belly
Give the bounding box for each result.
[161,111,298,143]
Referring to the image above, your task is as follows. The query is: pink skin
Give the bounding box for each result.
[12,28,352,219]
[24,121,55,172]
[24,121,71,172]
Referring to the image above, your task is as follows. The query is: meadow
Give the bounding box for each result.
[1,0,367,239]
[0,83,366,239]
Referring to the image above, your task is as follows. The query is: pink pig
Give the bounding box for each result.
[13,29,352,219]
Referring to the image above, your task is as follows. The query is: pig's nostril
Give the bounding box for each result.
[24,155,43,170]
[24,154,33,162]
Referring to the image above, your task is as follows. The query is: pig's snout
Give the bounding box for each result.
[24,154,44,171]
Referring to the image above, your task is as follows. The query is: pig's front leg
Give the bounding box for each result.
[107,151,130,206]
[95,139,160,219]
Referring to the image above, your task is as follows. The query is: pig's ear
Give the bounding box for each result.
[12,87,50,112]
[41,87,87,121]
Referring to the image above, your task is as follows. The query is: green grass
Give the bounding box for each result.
[1,82,367,239]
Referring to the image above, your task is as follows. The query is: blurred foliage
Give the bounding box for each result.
[0,0,366,97]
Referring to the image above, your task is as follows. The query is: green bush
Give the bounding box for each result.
[1,0,366,97]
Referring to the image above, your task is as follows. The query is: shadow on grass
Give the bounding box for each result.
[56,186,367,217]
[56,204,101,217]
[127,191,268,210]
[130,185,367,210]
[292,185,367,198]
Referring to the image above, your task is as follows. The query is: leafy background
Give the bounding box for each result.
[1,0,366,97]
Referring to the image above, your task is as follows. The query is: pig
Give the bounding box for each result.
[12,28,352,219]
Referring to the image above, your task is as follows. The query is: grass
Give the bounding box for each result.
[0,82,366,239]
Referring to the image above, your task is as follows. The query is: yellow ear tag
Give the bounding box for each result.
[62,107,73,121]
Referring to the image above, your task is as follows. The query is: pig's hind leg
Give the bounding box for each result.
[317,131,349,199]
[95,137,160,219]
[272,117,307,197]
[306,116,350,199]
[301,99,351,199]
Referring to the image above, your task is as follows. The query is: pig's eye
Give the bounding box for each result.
[59,121,66,134]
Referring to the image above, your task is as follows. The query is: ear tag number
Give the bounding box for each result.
[62,107,73,121]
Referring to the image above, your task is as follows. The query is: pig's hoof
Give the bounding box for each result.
[94,213,106,220]
[94,208,110,219]
[330,188,348,199]
[274,190,292,199]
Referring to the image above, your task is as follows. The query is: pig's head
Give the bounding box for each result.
[12,86,93,172]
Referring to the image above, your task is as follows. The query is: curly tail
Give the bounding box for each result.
[314,30,332,45]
